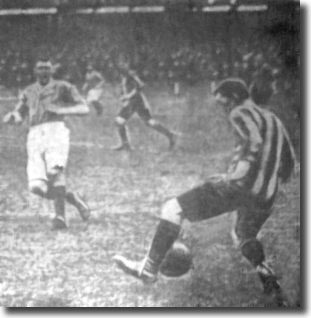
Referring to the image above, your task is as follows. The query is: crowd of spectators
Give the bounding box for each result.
[0,13,299,97]
[0,12,300,151]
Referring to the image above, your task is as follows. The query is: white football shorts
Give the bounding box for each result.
[27,122,70,183]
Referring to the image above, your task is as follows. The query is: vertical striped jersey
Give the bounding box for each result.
[120,71,147,107]
[227,99,296,205]
[121,71,144,97]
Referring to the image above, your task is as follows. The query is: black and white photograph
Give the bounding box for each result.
[0,0,300,308]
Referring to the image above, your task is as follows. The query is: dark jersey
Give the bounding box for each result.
[121,71,144,101]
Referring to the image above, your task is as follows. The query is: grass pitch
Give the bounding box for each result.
[0,83,300,307]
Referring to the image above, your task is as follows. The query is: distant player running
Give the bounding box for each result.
[3,58,91,230]
[113,64,176,151]
[113,79,296,305]
[82,64,105,115]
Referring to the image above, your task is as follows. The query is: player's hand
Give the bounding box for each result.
[227,160,251,181]
[3,111,22,124]
[3,112,14,124]
[207,173,227,183]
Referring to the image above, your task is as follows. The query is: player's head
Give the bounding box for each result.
[35,57,53,86]
[86,64,94,72]
[259,63,274,80]
[213,78,249,110]
[117,59,131,76]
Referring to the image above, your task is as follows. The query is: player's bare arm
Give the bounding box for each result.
[46,102,89,116]
[121,88,137,102]
[82,82,89,94]
[47,84,89,116]
[3,95,28,124]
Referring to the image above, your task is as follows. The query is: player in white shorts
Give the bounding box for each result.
[82,65,105,115]
[3,58,91,230]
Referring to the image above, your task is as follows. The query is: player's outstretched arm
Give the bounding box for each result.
[48,83,90,116]
[47,102,90,116]
[121,88,137,101]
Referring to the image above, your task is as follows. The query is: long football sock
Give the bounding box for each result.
[150,122,173,140]
[66,191,81,208]
[240,238,265,267]
[118,125,130,145]
[53,186,66,219]
[143,219,180,275]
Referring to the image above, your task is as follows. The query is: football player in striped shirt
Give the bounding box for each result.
[113,78,297,303]
[3,57,91,230]
[112,63,176,151]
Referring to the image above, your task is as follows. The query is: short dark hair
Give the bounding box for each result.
[214,78,249,104]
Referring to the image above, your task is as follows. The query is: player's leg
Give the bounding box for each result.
[113,179,238,282]
[26,125,66,229]
[137,95,176,150]
[47,168,67,230]
[46,123,90,227]
[27,127,49,198]
[113,198,183,282]
[45,123,70,228]
[145,118,176,150]
[231,206,285,303]
[54,124,90,221]
[65,191,90,221]
[38,171,90,223]
[29,179,49,197]
[112,106,133,151]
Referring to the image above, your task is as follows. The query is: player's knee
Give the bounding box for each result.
[29,180,48,197]
[240,238,265,267]
[47,166,65,186]
[160,198,183,225]
[47,165,63,177]
[146,119,157,127]
[115,116,126,126]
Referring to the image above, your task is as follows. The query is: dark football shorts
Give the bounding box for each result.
[177,179,273,242]
[118,97,152,122]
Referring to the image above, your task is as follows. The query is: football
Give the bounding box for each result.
[160,241,193,277]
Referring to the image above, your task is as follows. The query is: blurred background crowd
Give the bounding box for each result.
[0,8,299,88]
[0,4,300,139]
